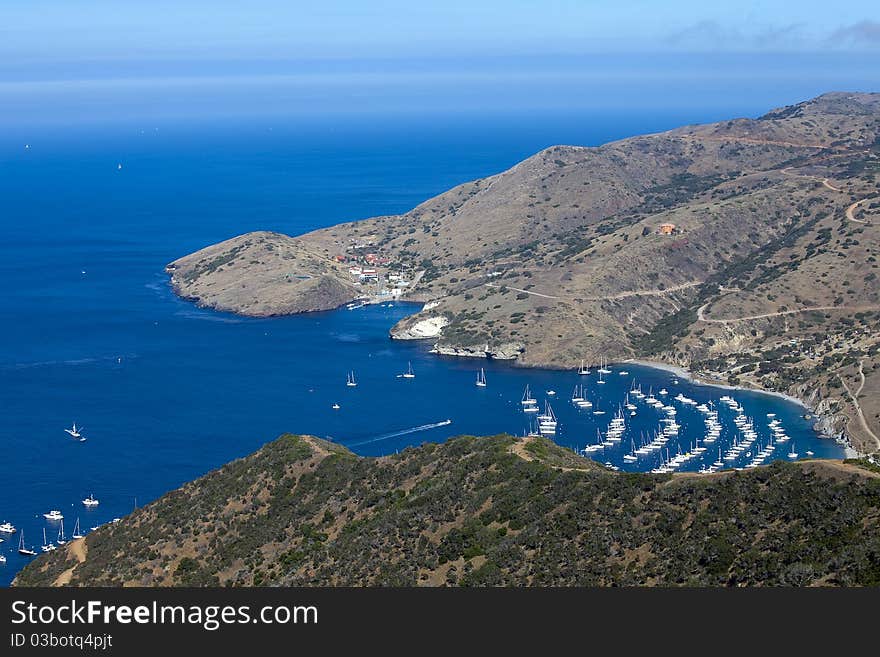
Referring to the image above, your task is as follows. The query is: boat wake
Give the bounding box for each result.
[346,419,453,447]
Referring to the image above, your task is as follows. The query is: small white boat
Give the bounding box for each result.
[787,443,798,459]
[71,518,84,539]
[56,520,67,546]
[401,361,415,379]
[346,371,357,387]
[18,532,37,556]
[332,403,340,410]
[476,368,487,387]
[547,389,555,396]
[577,360,590,375]
[44,509,64,521]
[0,555,5,564]
[0,521,16,534]
[64,422,83,439]
[618,370,628,375]
[805,450,814,456]
[41,527,55,552]
[82,494,99,508]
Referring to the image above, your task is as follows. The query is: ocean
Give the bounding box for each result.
[0,109,845,584]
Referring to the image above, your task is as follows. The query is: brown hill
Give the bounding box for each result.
[166,93,880,452]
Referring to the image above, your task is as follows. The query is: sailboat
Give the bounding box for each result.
[577,360,590,375]
[56,520,67,546]
[346,371,357,387]
[41,527,55,552]
[787,443,798,459]
[71,518,84,539]
[583,429,604,453]
[475,368,487,387]
[623,439,638,463]
[598,357,612,375]
[18,532,37,556]
[597,370,605,385]
[401,361,415,379]
[64,422,82,439]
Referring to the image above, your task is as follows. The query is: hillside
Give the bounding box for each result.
[16,434,880,587]
[167,93,880,452]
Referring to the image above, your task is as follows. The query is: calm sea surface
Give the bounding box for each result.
[0,111,844,583]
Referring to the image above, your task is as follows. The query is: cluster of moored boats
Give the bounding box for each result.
[0,494,103,562]
[518,364,816,476]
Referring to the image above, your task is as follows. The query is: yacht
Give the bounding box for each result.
[0,555,5,564]
[18,532,37,556]
[0,522,15,534]
[475,368,487,387]
[346,371,357,387]
[82,494,99,508]
[332,403,340,410]
[43,509,64,521]
[401,362,415,379]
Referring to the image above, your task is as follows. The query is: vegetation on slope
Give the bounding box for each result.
[17,434,880,587]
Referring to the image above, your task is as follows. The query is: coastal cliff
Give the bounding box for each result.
[167,93,880,452]
[15,434,880,587]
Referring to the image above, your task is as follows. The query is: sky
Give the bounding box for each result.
[1,1,879,126]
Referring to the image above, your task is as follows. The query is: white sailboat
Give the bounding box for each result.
[18,532,37,556]
[577,360,590,375]
[71,518,84,539]
[56,520,67,546]
[475,368,487,387]
[598,357,612,375]
[64,422,82,439]
[41,527,55,552]
[787,443,798,459]
[346,371,357,387]
[401,361,415,379]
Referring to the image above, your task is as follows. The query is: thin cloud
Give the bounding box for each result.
[664,19,807,50]
[828,20,880,45]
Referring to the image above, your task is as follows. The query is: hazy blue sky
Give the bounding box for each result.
[3,0,879,61]
[1,1,878,126]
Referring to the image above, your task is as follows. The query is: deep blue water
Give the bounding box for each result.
[0,111,844,584]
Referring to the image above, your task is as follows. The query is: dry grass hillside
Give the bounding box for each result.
[167,93,880,451]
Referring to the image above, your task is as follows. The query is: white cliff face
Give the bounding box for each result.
[392,316,449,339]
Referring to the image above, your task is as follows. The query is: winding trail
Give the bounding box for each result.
[697,303,880,324]
[839,360,880,451]
[846,197,875,224]
[484,280,701,303]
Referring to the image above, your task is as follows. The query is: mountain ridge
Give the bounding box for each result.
[15,433,880,587]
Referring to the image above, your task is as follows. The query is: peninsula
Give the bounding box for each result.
[167,93,880,453]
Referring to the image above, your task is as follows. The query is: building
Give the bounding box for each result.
[658,223,677,235]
